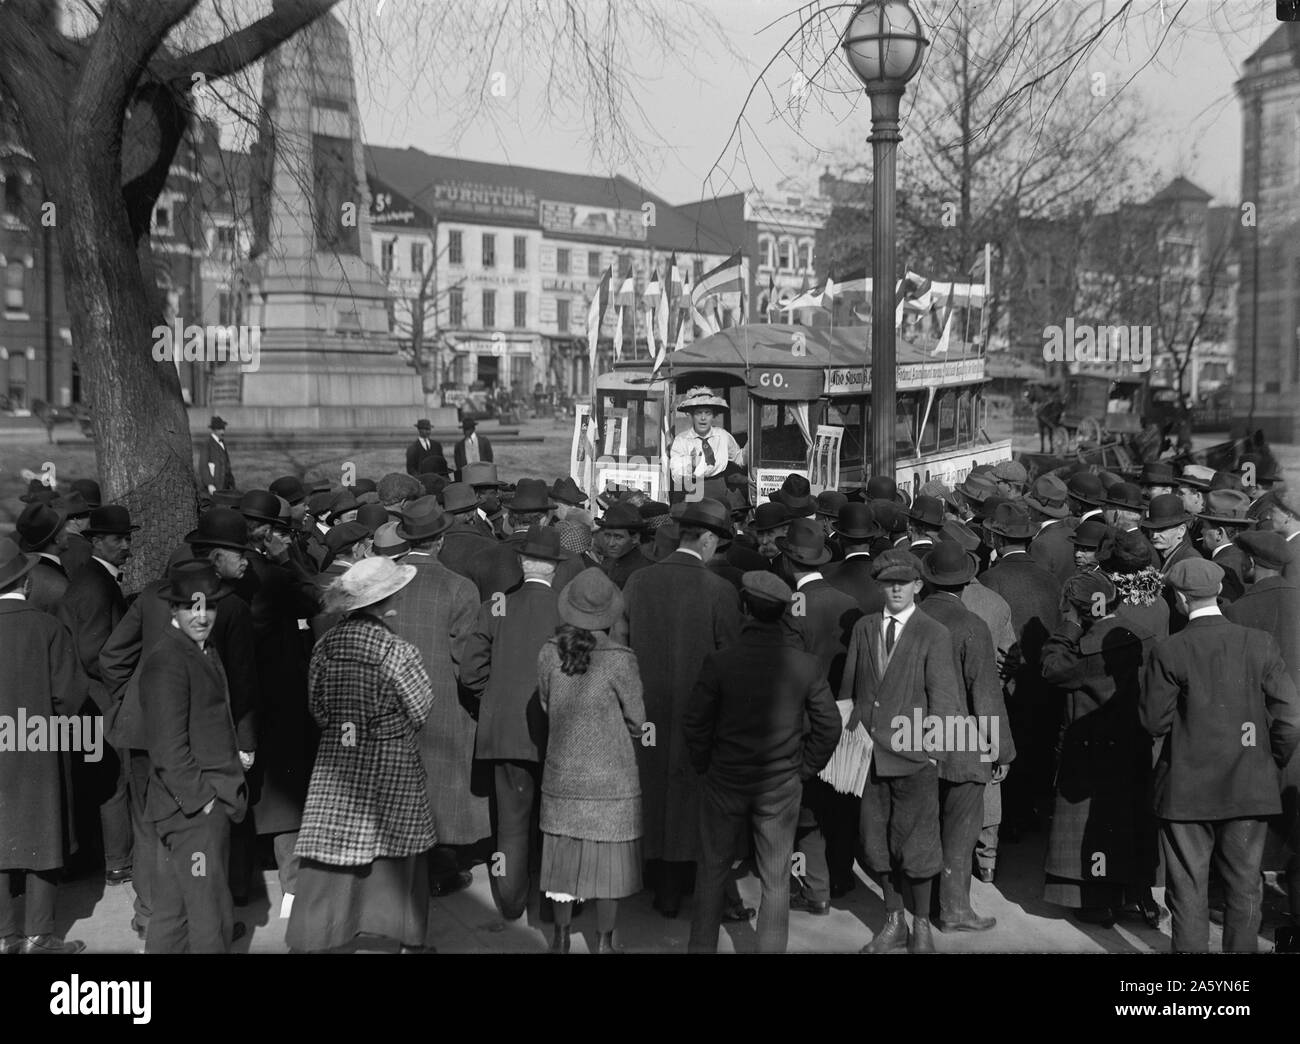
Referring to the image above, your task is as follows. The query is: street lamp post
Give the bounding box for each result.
[842,0,927,483]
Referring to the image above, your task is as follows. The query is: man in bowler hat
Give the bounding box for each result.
[198,415,235,496]
[406,419,445,478]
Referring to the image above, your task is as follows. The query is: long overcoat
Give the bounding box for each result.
[0,600,86,870]
[621,550,741,861]
[296,613,436,866]
[390,550,491,844]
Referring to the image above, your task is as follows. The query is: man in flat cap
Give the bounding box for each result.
[668,387,743,503]
[1141,558,1300,952]
[683,571,839,953]
[839,550,964,953]
[1263,489,1300,584]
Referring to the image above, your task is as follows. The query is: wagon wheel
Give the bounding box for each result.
[1075,416,1103,448]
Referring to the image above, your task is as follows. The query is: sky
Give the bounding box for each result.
[341,0,1278,208]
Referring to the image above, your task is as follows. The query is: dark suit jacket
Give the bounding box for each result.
[1030,519,1076,585]
[1224,576,1300,689]
[1156,538,1202,633]
[977,551,1061,675]
[838,606,964,777]
[822,554,887,615]
[140,625,247,822]
[920,591,1015,781]
[784,576,861,695]
[461,579,559,761]
[197,433,235,491]
[405,437,445,477]
[683,620,840,793]
[1140,613,1300,820]
[101,579,259,751]
[1209,542,1250,602]
[28,556,68,614]
[57,558,127,713]
[453,434,494,476]
[61,532,93,576]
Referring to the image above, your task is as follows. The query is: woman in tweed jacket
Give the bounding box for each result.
[287,558,437,953]
[538,569,646,954]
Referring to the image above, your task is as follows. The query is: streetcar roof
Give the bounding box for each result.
[668,323,936,371]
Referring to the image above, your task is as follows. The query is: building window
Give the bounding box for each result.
[482,233,496,269]
[514,291,527,328]
[557,248,570,275]
[758,236,773,269]
[218,291,233,326]
[588,251,601,277]
[448,230,463,265]
[799,240,813,272]
[514,235,527,270]
[778,238,793,270]
[380,239,395,274]
[448,286,463,326]
[154,203,172,235]
[556,298,570,333]
[214,225,237,260]
[4,263,25,312]
[2,174,20,216]
[482,289,496,328]
[411,241,425,274]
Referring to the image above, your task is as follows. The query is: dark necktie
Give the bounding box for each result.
[885,617,897,654]
[699,436,716,468]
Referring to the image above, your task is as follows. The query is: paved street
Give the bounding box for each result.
[47,825,1293,954]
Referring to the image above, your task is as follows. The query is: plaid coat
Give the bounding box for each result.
[390,551,491,844]
[297,614,436,866]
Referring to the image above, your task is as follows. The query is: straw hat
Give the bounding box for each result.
[676,386,728,413]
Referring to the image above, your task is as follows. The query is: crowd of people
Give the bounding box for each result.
[1,399,1298,955]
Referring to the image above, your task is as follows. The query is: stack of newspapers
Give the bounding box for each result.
[818,700,873,797]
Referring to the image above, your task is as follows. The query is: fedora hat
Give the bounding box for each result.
[324,521,371,557]
[463,462,506,489]
[919,540,976,587]
[325,556,417,614]
[397,496,452,542]
[1025,474,1070,518]
[19,479,57,505]
[83,504,140,536]
[507,478,555,513]
[550,476,588,506]
[835,502,882,541]
[1065,471,1106,507]
[955,472,998,506]
[1137,461,1176,488]
[441,483,479,514]
[185,507,253,552]
[939,518,980,552]
[1102,481,1143,512]
[208,415,227,430]
[596,502,646,531]
[325,488,359,523]
[15,501,66,553]
[918,480,960,511]
[1177,464,1216,492]
[158,559,231,605]
[1139,493,1190,531]
[0,536,39,589]
[907,494,946,529]
[871,500,910,535]
[239,490,283,526]
[676,386,728,413]
[865,475,907,505]
[815,490,848,518]
[676,498,733,539]
[53,490,91,519]
[1197,489,1255,527]
[372,520,411,558]
[1070,519,1109,550]
[776,517,832,567]
[461,417,478,431]
[771,474,815,516]
[415,418,433,432]
[516,524,566,562]
[1210,470,1240,492]
[210,490,245,508]
[752,502,791,532]
[355,503,391,535]
[269,476,307,505]
[70,479,102,508]
[983,502,1036,541]
[558,568,624,630]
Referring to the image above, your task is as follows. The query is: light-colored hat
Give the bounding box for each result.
[677,386,728,413]
[325,556,417,614]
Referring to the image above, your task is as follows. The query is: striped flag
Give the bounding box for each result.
[690,250,743,313]
[612,307,625,361]
[613,273,636,308]
[586,267,611,379]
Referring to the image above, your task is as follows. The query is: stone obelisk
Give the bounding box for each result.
[237,12,424,427]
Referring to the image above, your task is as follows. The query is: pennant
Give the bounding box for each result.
[586,267,611,378]
[612,305,625,361]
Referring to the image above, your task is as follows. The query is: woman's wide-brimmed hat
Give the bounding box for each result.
[676,386,728,413]
[558,568,624,630]
[326,556,417,613]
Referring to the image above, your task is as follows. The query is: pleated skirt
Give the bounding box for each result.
[539,833,642,900]
[285,854,429,952]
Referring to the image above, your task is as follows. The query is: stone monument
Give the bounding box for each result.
[226,12,426,429]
